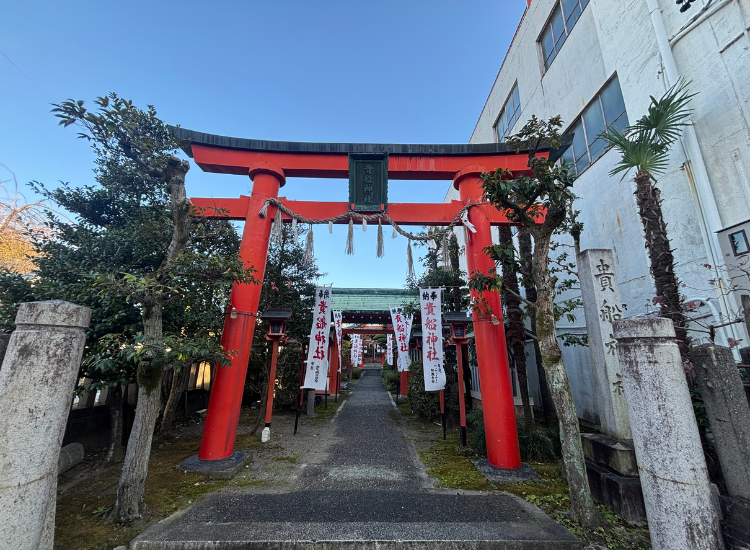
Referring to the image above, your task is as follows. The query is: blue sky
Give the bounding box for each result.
[1,0,526,288]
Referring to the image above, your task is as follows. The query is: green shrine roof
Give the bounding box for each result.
[332,288,417,315]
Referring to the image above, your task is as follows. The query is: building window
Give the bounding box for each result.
[561,76,629,176]
[730,230,749,256]
[540,0,590,70]
[494,84,521,142]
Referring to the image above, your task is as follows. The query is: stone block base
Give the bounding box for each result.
[585,459,646,524]
[720,495,750,550]
[179,451,250,480]
[581,432,637,477]
[475,461,540,484]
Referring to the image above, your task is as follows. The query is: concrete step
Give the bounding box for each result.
[130,491,581,550]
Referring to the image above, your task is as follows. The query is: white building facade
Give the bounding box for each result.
[447,0,750,424]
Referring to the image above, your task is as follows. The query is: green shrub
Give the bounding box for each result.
[467,409,486,456]
[405,359,460,420]
[383,370,399,392]
[351,367,362,379]
[406,361,441,419]
[517,424,561,462]
[466,410,560,462]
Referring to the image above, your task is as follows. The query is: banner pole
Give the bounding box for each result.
[396,369,400,405]
[457,341,468,447]
[295,344,306,435]
[440,389,446,440]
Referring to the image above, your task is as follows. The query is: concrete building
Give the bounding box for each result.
[446,0,750,424]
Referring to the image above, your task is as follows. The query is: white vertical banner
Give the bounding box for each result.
[333,311,343,373]
[386,334,393,366]
[357,336,364,366]
[303,286,332,391]
[350,334,358,365]
[390,307,413,372]
[419,288,445,391]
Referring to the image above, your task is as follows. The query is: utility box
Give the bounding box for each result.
[717,220,750,286]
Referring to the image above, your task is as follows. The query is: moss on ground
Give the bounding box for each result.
[395,399,412,418]
[414,429,651,549]
[418,435,492,491]
[273,454,300,464]
[313,400,340,423]
[54,430,262,550]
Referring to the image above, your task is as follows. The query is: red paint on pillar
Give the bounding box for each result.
[400,371,408,396]
[454,166,521,469]
[327,342,338,395]
[198,162,285,460]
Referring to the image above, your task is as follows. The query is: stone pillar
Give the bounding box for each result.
[0,332,9,366]
[577,249,631,440]
[613,317,724,550]
[690,344,750,500]
[306,389,317,417]
[0,300,91,550]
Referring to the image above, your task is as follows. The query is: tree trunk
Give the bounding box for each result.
[159,363,190,435]
[108,301,164,524]
[634,173,689,358]
[106,385,124,463]
[530,223,597,528]
[518,227,556,424]
[107,157,192,525]
[449,233,463,312]
[498,226,533,430]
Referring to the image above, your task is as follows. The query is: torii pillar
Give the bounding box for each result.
[454,166,521,469]
[198,162,284,461]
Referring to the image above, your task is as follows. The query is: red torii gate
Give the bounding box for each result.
[177,129,555,470]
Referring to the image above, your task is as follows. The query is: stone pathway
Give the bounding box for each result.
[132,366,580,549]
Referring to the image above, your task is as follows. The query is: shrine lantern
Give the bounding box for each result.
[262,308,293,339]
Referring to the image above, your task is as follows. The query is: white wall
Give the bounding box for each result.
[451,0,750,426]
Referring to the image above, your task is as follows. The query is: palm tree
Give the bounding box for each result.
[600,80,695,358]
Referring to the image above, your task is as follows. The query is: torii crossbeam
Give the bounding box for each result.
[176,128,559,471]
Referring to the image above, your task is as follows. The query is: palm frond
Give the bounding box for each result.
[602,129,669,179]
[630,79,695,147]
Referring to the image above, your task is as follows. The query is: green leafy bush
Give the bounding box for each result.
[466,409,561,462]
[351,367,362,379]
[467,409,487,456]
[406,361,441,419]
[406,359,459,420]
[383,369,399,392]
[518,424,561,462]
